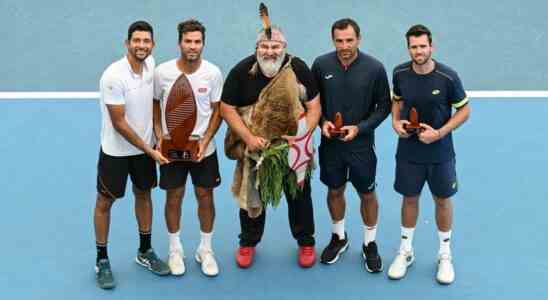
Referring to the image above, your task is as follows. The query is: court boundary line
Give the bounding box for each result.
[0,91,547,100]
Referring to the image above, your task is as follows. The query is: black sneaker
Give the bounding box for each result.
[320,233,349,264]
[362,241,383,273]
[95,259,116,289]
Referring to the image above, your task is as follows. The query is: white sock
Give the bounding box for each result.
[438,230,452,256]
[168,230,182,252]
[363,224,377,246]
[198,231,213,252]
[331,219,345,240]
[400,226,415,253]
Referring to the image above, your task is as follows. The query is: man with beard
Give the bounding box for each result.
[220,26,321,268]
[311,18,390,273]
[387,24,470,285]
[94,20,170,289]
[153,19,223,277]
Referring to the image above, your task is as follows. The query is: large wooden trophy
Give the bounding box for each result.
[161,73,199,161]
[328,112,348,139]
[403,107,421,134]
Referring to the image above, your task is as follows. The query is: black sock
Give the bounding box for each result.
[96,243,108,263]
[139,231,151,253]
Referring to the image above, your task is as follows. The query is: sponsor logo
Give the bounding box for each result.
[198,87,208,93]
[452,182,457,189]
[324,74,333,80]
[432,89,440,95]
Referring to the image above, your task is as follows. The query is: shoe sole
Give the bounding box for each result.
[362,252,384,273]
[95,266,116,289]
[195,254,219,277]
[387,257,415,280]
[135,257,170,276]
[320,241,349,265]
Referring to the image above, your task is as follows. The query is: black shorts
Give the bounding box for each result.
[96,149,157,199]
[159,151,221,190]
[394,158,458,198]
[319,144,377,194]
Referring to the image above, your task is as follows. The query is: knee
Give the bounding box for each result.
[195,188,214,209]
[327,186,345,200]
[434,197,452,209]
[360,191,377,203]
[167,187,185,203]
[96,194,114,214]
[403,196,419,208]
[132,186,150,199]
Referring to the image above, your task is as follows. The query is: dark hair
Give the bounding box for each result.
[405,24,432,46]
[331,18,361,39]
[127,20,154,41]
[177,19,206,43]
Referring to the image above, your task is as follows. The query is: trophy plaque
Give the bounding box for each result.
[161,73,199,161]
[403,107,421,134]
[328,112,348,139]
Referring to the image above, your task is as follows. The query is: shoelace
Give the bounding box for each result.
[240,247,253,256]
[301,247,314,255]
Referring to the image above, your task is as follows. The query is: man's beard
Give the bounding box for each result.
[257,50,286,78]
[412,52,431,65]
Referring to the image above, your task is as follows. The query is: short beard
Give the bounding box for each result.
[257,50,286,78]
[412,53,431,66]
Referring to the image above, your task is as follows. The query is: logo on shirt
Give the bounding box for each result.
[324,74,334,80]
[198,87,208,93]
[452,182,457,189]
[432,89,441,95]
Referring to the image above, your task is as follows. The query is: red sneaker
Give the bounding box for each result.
[298,246,316,268]
[236,246,256,268]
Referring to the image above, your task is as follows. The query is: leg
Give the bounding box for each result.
[402,195,420,228]
[133,186,153,233]
[94,193,114,247]
[194,186,215,233]
[433,196,453,232]
[285,178,315,246]
[327,186,346,223]
[165,186,185,233]
[238,208,266,247]
[359,191,379,227]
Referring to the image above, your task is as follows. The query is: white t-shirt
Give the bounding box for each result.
[153,59,223,158]
[99,55,155,157]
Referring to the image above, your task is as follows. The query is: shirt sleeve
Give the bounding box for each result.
[153,67,162,102]
[210,68,224,103]
[449,72,468,108]
[220,66,240,106]
[357,65,391,135]
[292,58,319,101]
[392,70,402,102]
[100,75,125,105]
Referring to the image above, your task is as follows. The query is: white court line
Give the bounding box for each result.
[0,91,547,100]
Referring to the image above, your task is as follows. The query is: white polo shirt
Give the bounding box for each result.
[99,55,155,157]
[153,59,223,158]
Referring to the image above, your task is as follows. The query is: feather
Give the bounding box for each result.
[259,3,272,40]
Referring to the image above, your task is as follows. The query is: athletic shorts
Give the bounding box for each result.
[96,148,157,199]
[394,158,458,198]
[319,144,377,194]
[159,151,221,190]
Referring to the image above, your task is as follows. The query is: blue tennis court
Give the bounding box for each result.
[2,1,547,299]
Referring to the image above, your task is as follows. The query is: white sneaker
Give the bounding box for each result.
[436,253,455,285]
[387,250,415,280]
[195,248,219,277]
[168,248,186,276]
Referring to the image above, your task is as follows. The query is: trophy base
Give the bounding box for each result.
[161,135,200,162]
[404,124,421,135]
[329,129,348,139]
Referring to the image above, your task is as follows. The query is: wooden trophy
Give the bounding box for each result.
[403,107,421,134]
[161,73,199,161]
[328,112,348,139]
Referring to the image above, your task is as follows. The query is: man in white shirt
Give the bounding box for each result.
[94,20,170,290]
[153,19,223,277]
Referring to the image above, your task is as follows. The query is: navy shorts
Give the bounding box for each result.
[319,144,377,194]
[159,151,221,190]
[394,158,458,198]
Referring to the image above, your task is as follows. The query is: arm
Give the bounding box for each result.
[419,104,471,144]
[196,102,223,160]
[356,66,391,135]
[304,95,321,131]
[153,99,163,146]
[220,101,266,151]
[108,104,168,164]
